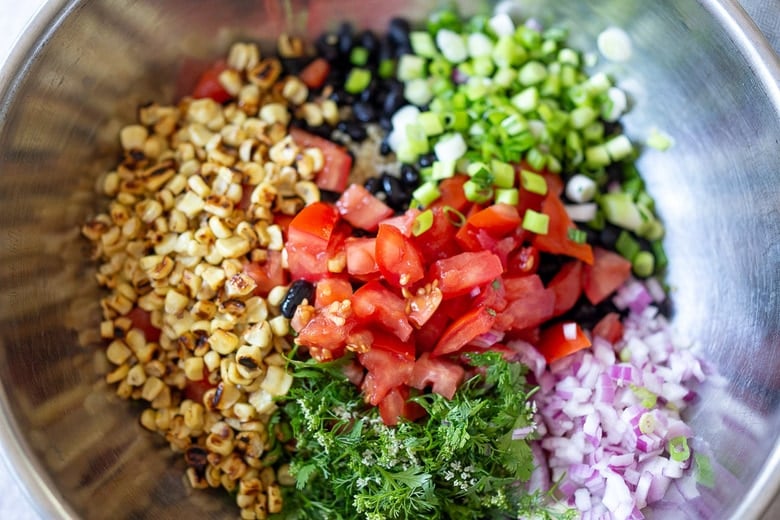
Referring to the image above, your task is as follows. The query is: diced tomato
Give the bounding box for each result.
[290,127,352,193]
[359,340,415,405]
[407,352,465,400]
[506,244,540,276]
[238,183,253,211]
[498,274,556,331]
[351,280,413,341]
[244,251,288,297]
[299,57,330,89]
[465,204,522,236]
[593,311,624,344]
[315,276,353,308]
[345,237,379,279]
[415,307,451,354]
[430,174,471,213]
[548,260,583,316]
[369,328,416,361]
[412,206,461,262]
[380,208,420,236]
[287,201,341,243]
[533,191,594,264]
[286,202,341,281]
[472,278,508,313]
[126,307,160,343]
[191,60,232,103]
[378,385,426,426]
[375,224,425,288]
[406,283,443,328]
[336,184,394,231]
[537,321,592,364]
[183,371,216,404]
[432,306,497,357]
[272,213,294,239]
[582,247,632,305]
[429,250,504,299]
[294,302,354,359]
[341,358,365,387]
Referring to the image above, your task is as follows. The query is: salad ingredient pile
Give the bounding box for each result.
[82,6,711,520]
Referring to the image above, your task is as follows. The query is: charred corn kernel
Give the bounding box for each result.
[187,174,211,198]
[183,401,205,431]
[235,344,265,373]
[182,358,205,384]
[268,136,297,166]
[140,408,157,431]
[248,58,282,90]
[106,339,132,365]
[203,194,234,218]
[254,496,269,519]
[224,273,257,300]
[168,209,188,233]
[294,180,320,206]
[206,432,235,457]
[264,352,286,367]
[151,384,172,409]
[116,379,133,399]
[141,376,165,401]
[214,382,242,411]
[266,484,282,514]
[218,68,243,96]
[126,364,147,386]
[164,289,189,314]
[268,315,289,337]
[258,103,289,126]
[208,216,232,239]
[243,321,272,349]
[228,42,260,71]
[260,366,292,397]
[233,402,256,423]
[134,341,156,364]
[120,124,148,150]
[209,329,239,355]
[176,191,205,218]
[321,99,340,126]
[106,363,130,384]
[102,171,120,196]
[266,286,287,308]
[100,320,115,339]
[215,236,251,259]
[136,199,163,223]
[281,77,308,105]
[299,102,323,127]
[186,467,209,490]
[105,293,134,315]
[203,350,221,373]
[244,297,268,324]
[200,265,226,291]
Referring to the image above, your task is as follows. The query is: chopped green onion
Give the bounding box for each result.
[638,412,656,435]
[472,56,495,77]
[427,9,462,34]
[605,134,633,161]
[567,228,587,244]
[432,160,456,180]
[412,182,441,207]
[350,46,369,66]
[411,31,438,57]
[583,122,605,142]
[637,218,665,241]
[467,161,491,179]
[443,111,469,131]
[494,188,519,205]
[585,144,611,167]
[512,87,539,113]
[668,436,691,463]
[467,32,494,58]
[429,57,453,78]
[630,384,658,409]
[694,453,715,488]
[570,106,598,129]
[491,160,515,189]
[419,112,444,136]
[378,59,395,79]
[651,240,668,271]
[405,123,430,155]
[412,209,434,236]
[647,127,674,151]
[405,78,434,106]
[463,179,493,203]
[345,68,372,94]
[632,250,655,278]
[398,54,427,81]
[493,67,517,88]
[622,177,644,199]
[522,209,550,234]
[443,205,466,227]
[520,169,548,195]
[518,61,548,85]
[526,147,547,171]
[615,230,640,260]
[600,192,644,231]
[558,47,580,66]
[436,29,468,63]
[500,114,527,136]
[492,35,526,68]
[515,25,542,49]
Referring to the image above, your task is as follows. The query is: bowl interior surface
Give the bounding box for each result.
[0,0,779,518]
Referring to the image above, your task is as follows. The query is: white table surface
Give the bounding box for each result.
[0,1,778,519]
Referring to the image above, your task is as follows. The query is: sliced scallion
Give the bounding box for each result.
[522,209,550,235]
[419,112,445,136]
[443,205,466,227]
[350,46,369,66]
[345,68,372,94]
[518,61,548,86]
[520,169,548,195]
[491,160,515,189]
[668,436,691,463]
[412,182,441,207]
[432,160,456,180]
[410,31,438,58]
[615,230,640,260]
[463,179,493,203]
[632,250,655,278]
[567,228,587,244]
[412,209,435,236]
[398,54,427,81]
[494,188,519,205]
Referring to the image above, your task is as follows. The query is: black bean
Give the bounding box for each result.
[359,30,380,56]
[329,88,353,105]
[315,33,340,62]
[378,116,393,131]
[345,121,368,141]
[352,101,376,123]
[388,17,411,47]
[379,139,392,156]
[378,38,394,62]
[280,56,312,75]
[400,164,420,187]
[394,41,413,58]
[584,227,601,245]
[383,87,405,116]
[338,22,354,56]
[364,177,382,194]
[281,280,316,319]
[381,173,409,210]
[417,152,436,168]
[599,224,621,249]
[536,253,565,285]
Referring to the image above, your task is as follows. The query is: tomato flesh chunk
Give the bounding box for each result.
[336,184,394,231]
[548,260,583,316]
[407,352,465,400]
[429,250,504,298]
[375,224,425,288]
[582,247,632,305]
[351,280,413,342]
[290,127,352,193]
[433,306,497,357]
[537,321,592,364]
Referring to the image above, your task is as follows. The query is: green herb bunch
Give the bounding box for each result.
[270,352,574,520]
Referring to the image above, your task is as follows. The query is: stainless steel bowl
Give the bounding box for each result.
[1,1,778,518]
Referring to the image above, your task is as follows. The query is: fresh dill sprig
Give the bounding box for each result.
[269,352,574,520]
